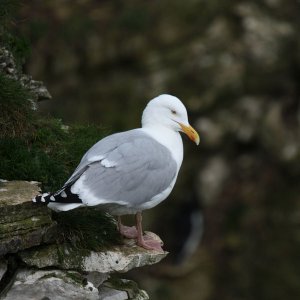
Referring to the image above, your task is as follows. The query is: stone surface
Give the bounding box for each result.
[98,287,128,300]
[0,268,149,300]
[0,180,57,256]
[20,241,168,274]
[102,278,149,300]
[1,269,99,300]
[85,271,109,289]
[0,180,40,207]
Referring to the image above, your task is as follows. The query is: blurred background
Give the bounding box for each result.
[6,0,300,299]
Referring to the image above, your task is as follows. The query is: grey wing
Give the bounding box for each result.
[70,132,178,208]
[56,130,140,194]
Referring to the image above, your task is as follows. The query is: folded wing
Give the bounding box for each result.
[47,130,177,212]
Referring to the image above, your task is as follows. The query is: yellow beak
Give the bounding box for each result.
[179,123,200,145]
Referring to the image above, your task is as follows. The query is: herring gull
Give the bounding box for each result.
[33,94,200,251]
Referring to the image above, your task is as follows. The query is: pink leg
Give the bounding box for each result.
[136,212,164,252]
[117,216,138,239]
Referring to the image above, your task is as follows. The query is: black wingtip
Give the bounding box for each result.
[53,186,82,203]
[32,193,51,205]
[32,187,82,205]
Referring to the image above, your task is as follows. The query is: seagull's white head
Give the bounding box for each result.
[142,94,200,145]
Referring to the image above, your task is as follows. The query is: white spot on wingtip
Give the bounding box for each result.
[32,198,37,203]
[50,196,55,201]
[41,197,46,202]
[42,193,49,197]
[61,191,67,198]
[101,159,117,168]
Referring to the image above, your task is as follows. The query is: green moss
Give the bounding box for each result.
[39,271,85,286]
[65,271,86,286]
[57,244,66,265]
[0,117,106,191]
[0,214,52,237]
[38,272,57,281]
[53,244,90,270]
[53,208,121,250]
[0,74,34,138]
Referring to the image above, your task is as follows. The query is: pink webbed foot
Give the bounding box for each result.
[117,216,138,239]
[137,232,164,252]
[118,224,138,239]
[118,213,165,252]
[135,212,165,252]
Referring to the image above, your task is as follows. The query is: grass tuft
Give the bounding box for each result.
[0,74,34,138]
[53,208,122,250]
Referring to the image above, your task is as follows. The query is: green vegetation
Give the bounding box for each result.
[54,208,121,250]
[0,117,106,191]
[0,74,34,137]
[0,0,119,252]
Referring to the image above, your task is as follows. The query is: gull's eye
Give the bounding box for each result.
[171,109,177,115]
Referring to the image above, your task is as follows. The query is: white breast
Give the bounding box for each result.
[139,126,183,171]
[137,126,183,211]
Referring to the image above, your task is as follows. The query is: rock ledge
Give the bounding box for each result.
[0,180,167,299]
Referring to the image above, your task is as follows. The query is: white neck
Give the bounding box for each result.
[140,124,183,170]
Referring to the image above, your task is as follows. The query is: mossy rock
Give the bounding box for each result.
[19,241,168,274]
[0,180,57,256]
